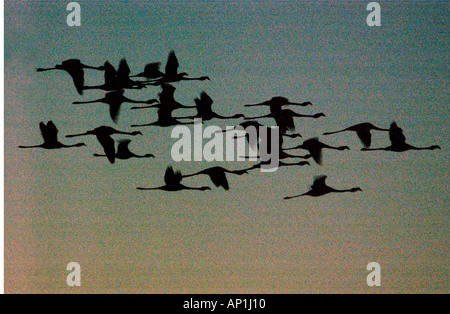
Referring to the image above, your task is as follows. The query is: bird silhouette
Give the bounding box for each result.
[131,107,194,128]
[93,139,155,160]
[131,84,194,111]
[19,121,86,150]
[361,122,441,152]
[84,59,145,92]
[245,109,325,134]
[177,92,245,121]
[73,89,157,123]
[182,166,248,190]
[244,160,310,172]
[285,137,350,165]
[130,62,164,79]
[37,59,104,95]
[137,166,211,192]
[66,126,142,164]
[324,122,389,148]
[147,51,210,85]
[284,175,362,200]
[245,97,312,113]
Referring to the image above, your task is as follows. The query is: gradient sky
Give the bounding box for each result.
[5,0,449,293]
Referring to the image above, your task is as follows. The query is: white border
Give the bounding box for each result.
[1,0,5,295]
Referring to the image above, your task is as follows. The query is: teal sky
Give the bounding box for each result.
[5,0,449,293]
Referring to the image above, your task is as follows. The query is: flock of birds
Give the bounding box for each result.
[21,51,442,200]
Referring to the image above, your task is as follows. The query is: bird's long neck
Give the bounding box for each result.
[331,188,358,193]
[181,185,208,191]
[244,114,271,120]
[73,99,102,104]
[66,132,91,138]
[18,144,44,149]
[323,129,347,135]
[284,193,308,200]
[36,67,58,72]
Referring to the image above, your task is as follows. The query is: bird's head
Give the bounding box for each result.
[201,187,212,191]
[314,113,326,119]
[75,143,87,147]
[132,131,143,136]
[352,188,363,193]
[430,145,441,150]
[340,146,351,151]
[200,76,211,81]
[145,154,156,158]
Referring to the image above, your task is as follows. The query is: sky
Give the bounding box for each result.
[4,0,449,293]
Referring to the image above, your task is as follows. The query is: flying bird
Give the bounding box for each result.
[84,59,146,92]
[37,59,104,95]
[130,62,164,79]
[245,97,312,113]
[66,126,142,164]
[284,175,362,200]
[19,121,86,150]
[182,166,248,190]
[93,139,155,160]
[324,122,389,148]
[147,51,210,85]
[285,137,350,165]
[73,89,157,123]
[245,109,326,134]
[361,122,441,152]
[177,92,245,121]
[137,167,211,192]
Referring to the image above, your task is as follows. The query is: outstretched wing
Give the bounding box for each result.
[68,68,85,95]
[357,130,372,148]
[303,138,323,165]
[144,62,163,78]
[97,134,116,164]
[165,166,182,185]
[117,58,131,81]
[165,50,179,76]
[389,122,406,146]
[311,175,327,190]
[104,61,117,87]
[209,171,230,190]
[40,121,59,144]
[117,139,131,155]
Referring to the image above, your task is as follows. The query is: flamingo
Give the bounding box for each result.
[73,89,157,123]
[361,122,441,152]
[285,137,349,165]
[284,175,362,200]
[19,121,86,150]
[177,92,245,121]
[37,59,104,95]
[93,139,155,160]
[131,84,194,111]
[324,122,389,148]
[84,59,145,92]
[182,166,248,190]
[245,97,312,113]
[130,62,164,79]
[137,167,211,192]
[66,126,142,164]
[245,109,325,134]
[131,107,194,128]
[146,51,210,85]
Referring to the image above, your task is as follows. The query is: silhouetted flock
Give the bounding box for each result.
[22,51,441,200]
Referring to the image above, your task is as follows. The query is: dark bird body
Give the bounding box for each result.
[137,167,211,192]
[284,176,362,200]
[183,166,248,190]
[286,137,349,165]
[324,122,389,148]
[147,51,210,85]
[37,59,104,95]
[19,121,86,150]
[66,126,142,164]
[362,122,441,152]
[93,139,155,160]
